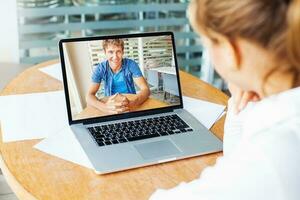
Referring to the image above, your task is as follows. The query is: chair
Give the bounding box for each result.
[146,69,159,92]
[162,73,179,101]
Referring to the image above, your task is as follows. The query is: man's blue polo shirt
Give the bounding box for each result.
[91,58,143,96]
[111,70,129,94]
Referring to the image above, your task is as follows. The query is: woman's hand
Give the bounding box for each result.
[228,83,260,114]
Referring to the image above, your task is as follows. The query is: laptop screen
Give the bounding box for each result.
[59,32,183,124]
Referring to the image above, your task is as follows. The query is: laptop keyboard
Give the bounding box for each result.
[87,114,193,147]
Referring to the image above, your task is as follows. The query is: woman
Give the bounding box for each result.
[151,0,300,199]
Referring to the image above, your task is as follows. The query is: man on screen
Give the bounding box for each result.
[86,39,150,114]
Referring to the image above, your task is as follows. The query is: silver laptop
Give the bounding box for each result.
[58,31,222,174]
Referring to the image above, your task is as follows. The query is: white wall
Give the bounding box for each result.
[0,0,19,63]
[65,42,93,109]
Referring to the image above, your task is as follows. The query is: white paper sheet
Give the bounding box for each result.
[183,96,226,129]
[34,96,226,170]
[39,63,63,82]
[0,91,68,142]
[34,126,93,169]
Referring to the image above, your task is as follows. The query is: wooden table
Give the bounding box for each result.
[76,94,168,120]
[0,60,228,200]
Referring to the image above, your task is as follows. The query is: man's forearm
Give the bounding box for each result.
[132,89,150,106]
[86,94,107,112]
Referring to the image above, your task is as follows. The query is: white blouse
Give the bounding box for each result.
[150,87,300,200]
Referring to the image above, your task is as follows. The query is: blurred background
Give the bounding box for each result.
[0,0,225,89]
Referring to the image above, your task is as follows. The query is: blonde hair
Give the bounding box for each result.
[102,39,124,52]
[189,0,300,86]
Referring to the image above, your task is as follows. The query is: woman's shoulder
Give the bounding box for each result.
[254,116,300,147]
[252,118,300,189]
[243,87,300,137]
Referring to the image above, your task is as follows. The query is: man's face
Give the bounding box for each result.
[104,44,124,71]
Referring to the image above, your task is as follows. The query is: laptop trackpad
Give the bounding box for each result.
[134,140,181,160]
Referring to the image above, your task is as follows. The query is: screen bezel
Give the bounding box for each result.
[58,31,183,125]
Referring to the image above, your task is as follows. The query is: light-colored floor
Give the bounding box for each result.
[0,63,30,91]
[0,173,18,200]
[0,62,31,200]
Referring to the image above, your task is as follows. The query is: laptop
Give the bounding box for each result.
[58,31,222,174]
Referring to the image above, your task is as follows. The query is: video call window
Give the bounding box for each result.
[62,35,180,120]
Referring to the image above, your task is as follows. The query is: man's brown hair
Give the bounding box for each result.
[102,39,124,52]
